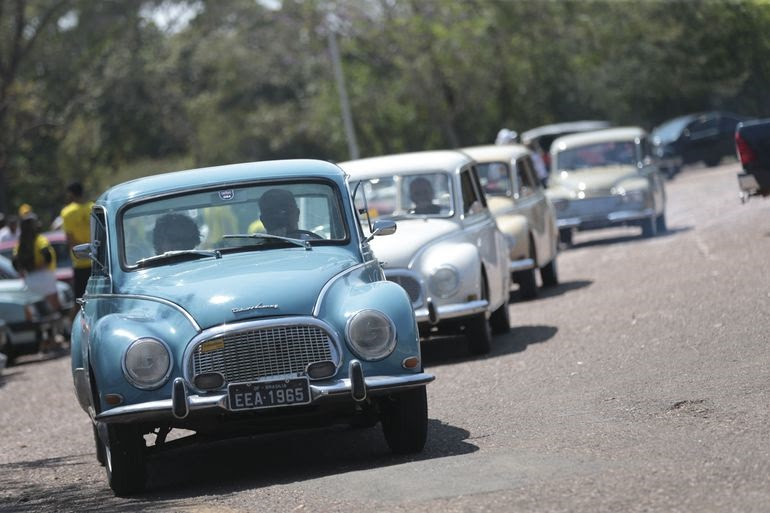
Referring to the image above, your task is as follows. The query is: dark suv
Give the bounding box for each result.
[651,111,749,176]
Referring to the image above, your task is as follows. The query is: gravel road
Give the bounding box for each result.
[1,162,768,512]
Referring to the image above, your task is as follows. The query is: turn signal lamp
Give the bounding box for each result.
[402,357,420,370]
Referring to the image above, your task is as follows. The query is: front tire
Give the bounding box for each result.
[641,216,657,238]
[380,386,428,454]
[655,213,667,234]
[540,258,559,287]
[559,228,573,247]
[489,297,511,335]
[513,268,538,299]
[93,423,106,466]
[104,424,146,496]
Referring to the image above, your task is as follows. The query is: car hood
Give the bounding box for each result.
[551,166,641,192]
[368,218,458,268]
[119,248,359,329]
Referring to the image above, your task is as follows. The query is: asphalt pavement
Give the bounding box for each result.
[1,162,768,512]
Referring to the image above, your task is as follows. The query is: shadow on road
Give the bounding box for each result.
[421,324,558,367]
[0,419,477,510]
[510,279,592,302]
[566,225,692,250]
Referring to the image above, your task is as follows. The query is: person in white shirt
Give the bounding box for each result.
[0,215,19,242]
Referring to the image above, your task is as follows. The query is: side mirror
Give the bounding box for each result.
[73,243,91,260]
[363,219,396,243]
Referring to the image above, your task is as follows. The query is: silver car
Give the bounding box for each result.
[341,150,511,355]
[462,144,560,299]
[546,127,667,245]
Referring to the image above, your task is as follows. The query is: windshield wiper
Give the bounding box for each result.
[135,249,221,268]
[222,233,311,251]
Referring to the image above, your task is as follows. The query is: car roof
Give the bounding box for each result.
[98,159,346,206]
[339,150,473,178]
[520,120,612,143]
[551,126,647,151]
[461,144,532,163]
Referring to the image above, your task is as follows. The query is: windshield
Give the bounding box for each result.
[121,181,347,267]
[351,172,453,220]
[476,162,512,197]
[652,116,692,142]
[555,141,639,171]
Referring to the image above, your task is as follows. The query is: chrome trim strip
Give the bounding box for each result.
[182,316,344,391]
[509,258,535,272]
[85,293,201,331]
[312,261,378,317]
[414,299,488,323]
[94,372,435,424]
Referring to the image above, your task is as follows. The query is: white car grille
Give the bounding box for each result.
[192,325,334,384]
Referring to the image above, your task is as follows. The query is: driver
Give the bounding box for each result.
[409,177,442,215]
[153,213,201,255]
[259,188,320,240]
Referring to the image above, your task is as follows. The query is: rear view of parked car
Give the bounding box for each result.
[736,118,770,200]
[546,127,667,245]
[462,144,560,299]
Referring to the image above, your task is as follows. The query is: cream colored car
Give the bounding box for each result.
[546,127,667,245]
[462,145,560,299]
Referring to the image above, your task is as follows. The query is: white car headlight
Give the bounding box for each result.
[123,337,172,389]
[430,266,460,299]
[346,309,396,361]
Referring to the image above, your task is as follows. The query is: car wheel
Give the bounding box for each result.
[489,297,511,335]
[655,213,667,234]
[559,228,573,247]
[93,422,106,466]
[466,312,492,355]
[104,424,146,496]
[641,216,657,238]
[513,268,538,299]
[704,156,721,167]
[540,258,559,287]
[380,386,428,455]
[0,334,16,366]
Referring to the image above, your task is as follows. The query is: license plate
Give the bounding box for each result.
[228,378,311,411]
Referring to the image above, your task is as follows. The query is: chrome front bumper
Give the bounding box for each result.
[94,370,434,424]
[557,207,655,230]
[414,299,488,324]
[509,257,535,273]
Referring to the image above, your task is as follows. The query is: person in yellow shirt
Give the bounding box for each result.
[61,182,93,302]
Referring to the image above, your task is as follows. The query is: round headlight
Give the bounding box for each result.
[346,310,396,361]
[430,266,459,299]
[123,337,172,389]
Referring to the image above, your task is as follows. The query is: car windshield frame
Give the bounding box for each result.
[475,161,513,197]
[351,171,455,221]
[555,140,640,172]
[117,178,350,270]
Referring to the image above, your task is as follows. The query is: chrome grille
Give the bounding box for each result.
[386,273,423,306]
[564,196,622,217]
[192,325,334,384]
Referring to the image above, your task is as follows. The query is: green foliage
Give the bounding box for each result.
[1,0,769,222]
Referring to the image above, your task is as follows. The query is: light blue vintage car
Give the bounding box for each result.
[70,159,433,495]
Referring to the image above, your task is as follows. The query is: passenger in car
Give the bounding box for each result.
[409,177,442,215]
[152,213,201,255]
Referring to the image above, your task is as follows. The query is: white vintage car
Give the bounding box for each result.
[546,127,667,245]
[462,144,560,299]
[340,151,511,355]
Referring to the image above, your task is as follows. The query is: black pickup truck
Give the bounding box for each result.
[736,118,770,200]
